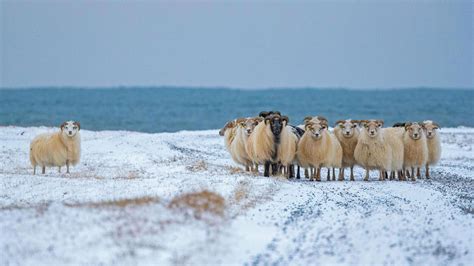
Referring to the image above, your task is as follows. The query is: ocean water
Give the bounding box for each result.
[0,88,472,132]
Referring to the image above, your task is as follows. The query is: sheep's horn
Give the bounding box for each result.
[377,120,384,127]
[271,111,281,116]
[335,120,345,126]
[317,116,328,122]
[303,116,313,123]
[73,121,81,130]
[433,122,440,129]
[259,111,269,118]
[281,115,289,124]
[60,122,67,130]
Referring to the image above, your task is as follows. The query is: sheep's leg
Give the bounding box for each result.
[271,163,278,176]
[350,167,355,181]
[42,166,46,174]
[364,168,369,181]
[33,165,36,175]
[316,167,321,181]
[398,170,405,181]
[405,169,410,179]
[425,164,430,179]
[416,167,421,178]
[411,167,416,181]
[296,166,301,179]
[58,166,61,173]
[332,168,336,181]
[379,170,384,181]
[326,168,330,181]
[304,168,309,179]
[311,168,315,178]
[389,171,395,180]
[338,168,344,181]
[245,165,250,171]
[264,161,270,177]
[289,165,295,178]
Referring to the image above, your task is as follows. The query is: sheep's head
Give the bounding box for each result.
[305,120,328,140]
[259,110,281,118]
[265,114,288,136]
[240,117,263,136]
[335,119,359,138]
[360,119,383,138]
[60,120,80,137]
[405,122,424,140]
[422,120,440,139]
[219,118,245,136]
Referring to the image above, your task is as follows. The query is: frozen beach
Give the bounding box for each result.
[1,126,473,265]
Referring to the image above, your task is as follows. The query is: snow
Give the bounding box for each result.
[1,126,473,265]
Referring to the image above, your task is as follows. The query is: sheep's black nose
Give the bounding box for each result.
[69,131,72,134]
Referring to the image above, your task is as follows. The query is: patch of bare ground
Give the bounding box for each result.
[168,190,225,220]
[65,196,160,208]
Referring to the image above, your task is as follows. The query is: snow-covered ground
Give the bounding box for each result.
[1,126,473,265]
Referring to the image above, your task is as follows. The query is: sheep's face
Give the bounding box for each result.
[405,123,424,140]
[423,121,440,139]
[61,121,80,137]
[336,120,358,138]
[306,122,327,140]
[219,118,246,136]
[241,117,262,136]
[265,114,288,136]
[361,120,383,138]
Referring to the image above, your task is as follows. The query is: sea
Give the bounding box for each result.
[0,88,472,133]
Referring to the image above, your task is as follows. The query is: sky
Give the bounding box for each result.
[1,0,472,89]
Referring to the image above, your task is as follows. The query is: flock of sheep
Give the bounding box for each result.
[220,111,441,181]
[27,114,441,181]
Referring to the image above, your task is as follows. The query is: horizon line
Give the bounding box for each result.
[1,85,473,91]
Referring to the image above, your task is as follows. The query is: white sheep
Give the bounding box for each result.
[355,120,400,181]
[402,122,428,180]
[30,121,81,174]
[297,117,342,181]
[231,117,263,171]
[423,120,441,178]
[384,126,405,180]
[334,119,360,181]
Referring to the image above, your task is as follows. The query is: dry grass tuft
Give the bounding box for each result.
[186,160,208,172]
[168,190,225,219]
[65,196,160,209]
[228,166,245,175]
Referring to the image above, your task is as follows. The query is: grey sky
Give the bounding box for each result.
[1,0,472,88]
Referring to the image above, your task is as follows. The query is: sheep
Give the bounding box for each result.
[401,122,428,180]
[334,119,360,181]
[232,117,263,171]
[423,120,441,178]
[354,120,395,181]
[219,118,246,152]
[30,121,81,174]
[246,113,298,178]
[297,117,342,181]
[384,126,406,180]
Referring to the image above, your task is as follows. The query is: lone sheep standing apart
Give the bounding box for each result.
[30,121,81,174]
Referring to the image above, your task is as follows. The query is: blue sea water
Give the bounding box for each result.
[0,88,472,132]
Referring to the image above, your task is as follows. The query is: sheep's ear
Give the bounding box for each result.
[359,120,368,127]
[259,111,269,118]
[377,120,384,127]
[255,117,264,123]
[303,116,313,124]
[74,121,81,130]
[281,116,289,125]
[60,122,67,130]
